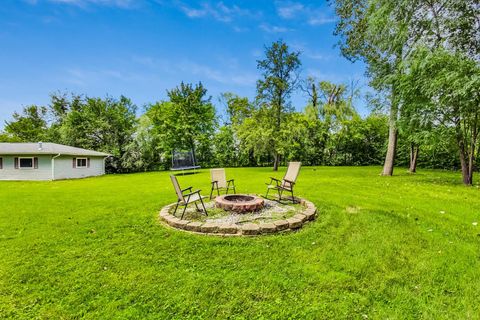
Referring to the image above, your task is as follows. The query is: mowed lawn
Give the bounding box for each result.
[1,167,480,319]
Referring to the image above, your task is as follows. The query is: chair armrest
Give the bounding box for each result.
[211,180,218,185]
[284,179,295,185]
[184,189,202,198]
[181,186,193,193]
[268,177,281,186]
[227,179,234,183]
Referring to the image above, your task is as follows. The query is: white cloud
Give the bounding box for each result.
[26,0,137,8]
[308,16,336,26]
[233,26,249,33]
[290,41,330,61]
[276,2,304,19]
[275,1,336,26]
[131,55,257,87]
[65,67,144,87]
[179,61,257,86]
[178,2,260,23]
[259,23,292,33]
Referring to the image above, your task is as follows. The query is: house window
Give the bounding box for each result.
[0,157,3,169]
[19,157,34,169]
[76,158,87,168]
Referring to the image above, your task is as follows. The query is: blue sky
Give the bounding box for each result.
[0,0,368,127]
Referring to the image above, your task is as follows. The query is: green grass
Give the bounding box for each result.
[1,167,480,319]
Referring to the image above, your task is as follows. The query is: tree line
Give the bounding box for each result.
[333,0,479,184]
[1,0,478,185]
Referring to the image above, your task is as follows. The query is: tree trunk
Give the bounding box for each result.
[409,143,419,173]
[455,119,473,185]
[458,143,472,185]
[382,103,398,176]
[273,152,280,171]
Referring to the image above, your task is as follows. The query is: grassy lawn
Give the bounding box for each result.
[1,166,480,319]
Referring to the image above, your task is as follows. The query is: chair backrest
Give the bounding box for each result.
[170,175,185,202]
[211,168,227,188]
[283,162,301,184]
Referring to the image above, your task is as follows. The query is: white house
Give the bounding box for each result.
[0,142,109,181]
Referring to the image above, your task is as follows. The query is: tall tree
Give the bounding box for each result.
[256,40,301,171]
[3,105,49,142]
[60,96,137,172]
[333,0,415,176]
[333,0,479,178]
[148,82,216,167]
[217,93,255,166]
[219,92,253,127]
[399,48,480,184]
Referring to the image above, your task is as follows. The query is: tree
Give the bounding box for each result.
[303,79,357,164]
[333,0,479,178]
[333,0,417,176]
[3,105,49,142]
[60,96,137,173]
[216,93,255,166]
[219,92,253,126]
[399,48,480,184]
[256,40,301,171]
[122,114,162,171]
[147,82,216,167]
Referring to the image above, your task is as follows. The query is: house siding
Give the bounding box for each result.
[53,156,105,180]
[0,155,52,180]
[0,155,106,180]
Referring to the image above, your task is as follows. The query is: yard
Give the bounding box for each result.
[1,166,480,319]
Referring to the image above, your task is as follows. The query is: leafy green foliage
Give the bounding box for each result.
[255,40,301,170]
[399,47,480,183]
[147,82,216,167]
[3,105,50,142]
[59,95,137,173]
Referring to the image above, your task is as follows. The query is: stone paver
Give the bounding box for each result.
[287,217,302,229]
[201,222,219,233]
[273,220,289,231]
[259,223,277,233]
[241,223,260,235]
[303,208,316,220]
[165,216,180,226]
[185,221,203,232]
[175,220,189,229]
[293,213,308,223]
[218,224,238,234]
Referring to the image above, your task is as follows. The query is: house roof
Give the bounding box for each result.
[0,143,110,157]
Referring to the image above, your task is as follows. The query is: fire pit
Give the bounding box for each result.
[214,194,265,213]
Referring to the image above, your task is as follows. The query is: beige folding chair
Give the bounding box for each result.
[265,162,301,203]
[170,175,208,219]
[210,168,236,199]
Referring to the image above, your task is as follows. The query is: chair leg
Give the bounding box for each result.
[233,185,236,194]
[194,202,200,212]
[210,186,214,200]
[173,201,180,216]
[265,187,270,199]
[181,204,188,220]
[199,197,208,216]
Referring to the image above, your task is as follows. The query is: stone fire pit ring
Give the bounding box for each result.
[215,194,264,213]
[158,197,317,236]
